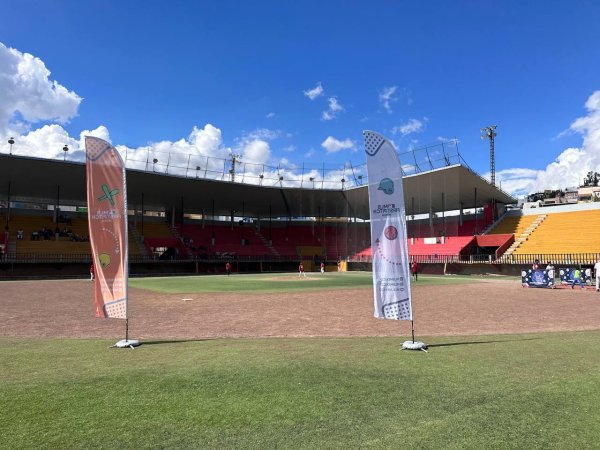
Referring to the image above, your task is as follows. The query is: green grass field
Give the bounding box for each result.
[2,332,600,449]
[129,272,483,294]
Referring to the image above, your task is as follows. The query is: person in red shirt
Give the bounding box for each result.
[411,260,418,282]
[299,262,306,277]
[225,261,231,276]
[320,262,325,274]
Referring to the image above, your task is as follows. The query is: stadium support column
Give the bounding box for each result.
[55,185,60,223]
[141,193,144,237]
[5,181,11,228]
[411,197,415,241]
[180,196,184,227]
[474,187,478,235]
[442,192,446,240]
[269,205,272,243]
[211,200,215,245]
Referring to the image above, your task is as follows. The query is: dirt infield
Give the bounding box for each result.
[2,278,600,340]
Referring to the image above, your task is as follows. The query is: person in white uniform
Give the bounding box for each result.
[594,258,600,292]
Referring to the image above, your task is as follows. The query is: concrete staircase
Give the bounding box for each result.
[128,222,149,257]
[252,227,280,256]
[6,240,16,258]
[501,214,547,259]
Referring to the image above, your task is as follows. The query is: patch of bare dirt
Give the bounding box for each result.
[1,279,600,339]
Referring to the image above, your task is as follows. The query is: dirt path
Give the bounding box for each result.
[2,279,600,339]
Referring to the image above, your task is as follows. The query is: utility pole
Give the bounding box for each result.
[480,125,497,186]
[229,153,242,182]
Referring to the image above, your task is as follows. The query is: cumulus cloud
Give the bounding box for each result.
[321,136,355,153]
[241,139,271,165]
[321,97,344,121]
[303,82,324,100]
[392,118,426,136]
[378,86,397,113]
[495,91,600,196]
[266,112,276,118]
[0,42,82,138]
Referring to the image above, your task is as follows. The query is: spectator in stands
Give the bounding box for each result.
[411,260,418,281]
[298,262,306,277]
[532,259,540,271]
[594,258,600,292]
[17,228,23,240]
[571,267,585,290]
[225,261,231,276]
[546,261,555,288]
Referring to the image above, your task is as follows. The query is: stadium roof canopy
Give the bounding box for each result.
[0,154,515,220]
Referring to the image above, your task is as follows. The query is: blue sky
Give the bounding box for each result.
[2,1,600,195]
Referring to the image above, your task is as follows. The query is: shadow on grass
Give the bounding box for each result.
[427,337,543,348]
[139,338,214,346]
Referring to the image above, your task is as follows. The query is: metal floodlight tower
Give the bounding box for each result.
[480,125,497,186]
[229,153,242,182]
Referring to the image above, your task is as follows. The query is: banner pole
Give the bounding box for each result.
[125,318,129,342]
[411,319,415,343]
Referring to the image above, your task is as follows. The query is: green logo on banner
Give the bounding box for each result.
[98,184,120,206]
[378,178,394,195]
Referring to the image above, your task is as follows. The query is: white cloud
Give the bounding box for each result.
[378,86,397,113]
[393,118,426,136]
[303,82,324,100]
[321,136,355,153]
[321,97,344,121]
[305,148,315,158]
[0,42,82,138]
[241,139,271,165]
[282,145,295,153]
[238,128,281,142]
[495,91,600,196]
[266,112,275,118]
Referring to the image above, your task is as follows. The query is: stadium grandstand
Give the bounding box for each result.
[1,142,599,279]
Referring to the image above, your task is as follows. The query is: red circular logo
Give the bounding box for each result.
[384,226,398,240]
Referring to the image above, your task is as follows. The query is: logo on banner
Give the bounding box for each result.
[378,178,394,195]
[98,184,120,206]
[99,253,112,268]
[384,225,398,240]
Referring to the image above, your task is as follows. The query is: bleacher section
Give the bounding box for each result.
[350,218,484,260]
[488,215,537,235]
[178,223,273,257]
[138,221,187,258]
[515,210,600,255]
[9,214,140,257]
[408,236,475,258]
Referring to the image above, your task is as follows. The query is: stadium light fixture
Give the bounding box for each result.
[309,176,315,188]
[195,166,201,178]
[341,178,346,189]
[62,144,69,161]
[480,125,497,186]
[8,137,14,155]
[153,158,158,172]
